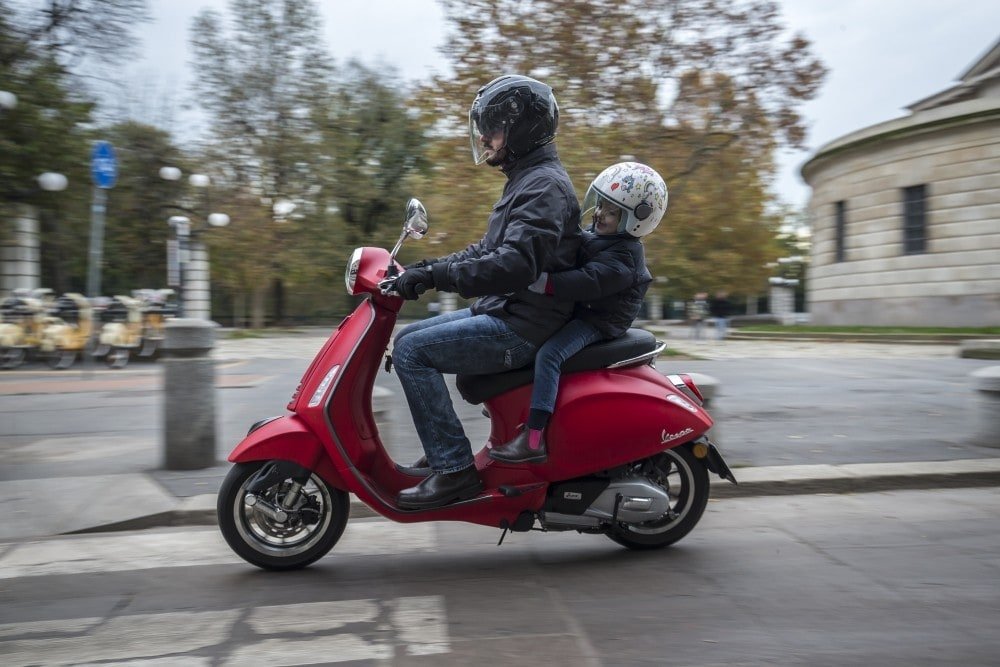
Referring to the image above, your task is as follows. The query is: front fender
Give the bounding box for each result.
[227,414,346,490]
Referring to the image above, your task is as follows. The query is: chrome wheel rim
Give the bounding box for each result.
[625,448,695,535]
[233,473,334,557]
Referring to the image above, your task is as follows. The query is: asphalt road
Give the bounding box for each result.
[2,486,998,666]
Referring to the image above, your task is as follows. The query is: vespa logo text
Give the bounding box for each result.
[661,427,694,444]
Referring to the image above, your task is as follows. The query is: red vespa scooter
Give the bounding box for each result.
[217,199,736,570]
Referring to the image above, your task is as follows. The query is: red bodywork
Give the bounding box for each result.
[228,247,713,529]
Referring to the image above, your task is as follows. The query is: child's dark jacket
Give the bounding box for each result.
[548,231,652,339]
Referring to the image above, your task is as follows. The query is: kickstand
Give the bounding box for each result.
[497,524,509,546]
[610,493,625,539]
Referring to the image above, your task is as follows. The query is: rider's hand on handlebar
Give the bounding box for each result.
[404,258,436,271]
[395,267,434,300]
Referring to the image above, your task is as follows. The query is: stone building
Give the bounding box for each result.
[801,38,1000,326]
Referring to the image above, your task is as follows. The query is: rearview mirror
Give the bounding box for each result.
[404,198,428,239]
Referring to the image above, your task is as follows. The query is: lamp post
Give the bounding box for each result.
[159,168,230,320]
[1,171,68,297]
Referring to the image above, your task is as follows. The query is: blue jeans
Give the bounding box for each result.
[530,318,601,414]
[715,317,729,340]
[393,309,538,473]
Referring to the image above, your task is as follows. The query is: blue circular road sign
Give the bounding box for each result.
[91,141,118,189]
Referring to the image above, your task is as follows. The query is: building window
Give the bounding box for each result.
[834,200,846,262]
[903,185,927,254]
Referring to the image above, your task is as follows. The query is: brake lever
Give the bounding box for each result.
[378,277,399,296]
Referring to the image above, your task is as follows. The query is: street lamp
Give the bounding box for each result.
[160,167,230,320]
[36,172,68,192]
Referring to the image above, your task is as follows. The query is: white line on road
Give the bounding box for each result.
[0,521,437,579]
[1,597,449,666]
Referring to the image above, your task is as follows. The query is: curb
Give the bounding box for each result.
[66,458,1000,535]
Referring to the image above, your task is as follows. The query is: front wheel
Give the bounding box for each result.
[105,347,129,368]
[607,444,710,550]
[217,461,350,570]
[1,347,26,369]
[48,349,76,370]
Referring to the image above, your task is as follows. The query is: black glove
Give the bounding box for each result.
[404,258,436,271]
[395,267,434,300]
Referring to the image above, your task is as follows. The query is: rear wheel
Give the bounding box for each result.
[607,445,709,550]
[218,461,349,570]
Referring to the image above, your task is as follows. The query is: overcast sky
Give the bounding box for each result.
[122,0,1000,210]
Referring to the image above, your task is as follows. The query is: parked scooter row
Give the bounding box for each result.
[0,288,177,370]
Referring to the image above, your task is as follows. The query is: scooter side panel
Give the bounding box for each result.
[227,415,346,489]
[490,364,712,482]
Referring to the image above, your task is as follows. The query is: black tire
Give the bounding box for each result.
[217,461,350,571]
[607,445,710,550]
[48,349,76,370]
[105,347,129,368]
[1,347,26,370]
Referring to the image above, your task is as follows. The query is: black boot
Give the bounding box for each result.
[488,427,547,463]
[396,466,484,510]
[395,455,432,477]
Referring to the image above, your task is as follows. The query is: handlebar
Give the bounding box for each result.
[378,275,427,298]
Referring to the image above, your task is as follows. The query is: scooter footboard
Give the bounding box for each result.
[227,415,346,489]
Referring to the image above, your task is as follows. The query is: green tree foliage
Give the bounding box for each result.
[0,0,149,71]
[190,3,430,325]
[0,6,92,207]
[98,121,187,295]
[2,1,151,295]
[319,62,428,242]
[189,0,336,324]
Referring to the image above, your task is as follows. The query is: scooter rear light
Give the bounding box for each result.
[667,373,704,405]
[679,374,704,402]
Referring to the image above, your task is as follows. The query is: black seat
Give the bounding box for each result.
[456,328,659,405]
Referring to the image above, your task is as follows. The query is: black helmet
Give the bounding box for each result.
[469,75,559,164]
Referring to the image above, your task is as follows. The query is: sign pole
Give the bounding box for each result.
[86,186,107,299]
[85,141,118,371]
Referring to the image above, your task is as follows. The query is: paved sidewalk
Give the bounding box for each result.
[2,324,997,541]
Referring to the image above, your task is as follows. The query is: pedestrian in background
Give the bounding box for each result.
[688,292,708,340]
[710,290,732,340]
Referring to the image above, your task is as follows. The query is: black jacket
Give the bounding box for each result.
[431,144,582,345]
[709,295,731,318]
[549,231,652,339]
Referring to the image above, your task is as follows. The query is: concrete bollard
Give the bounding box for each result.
[971,366,1000,448]
[686,372,720,442]
[162,318,218,469]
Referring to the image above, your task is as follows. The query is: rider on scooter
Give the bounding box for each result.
[391,74,583,510]
[488,161,667,465]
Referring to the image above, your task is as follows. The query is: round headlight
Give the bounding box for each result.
[345,247,363,295]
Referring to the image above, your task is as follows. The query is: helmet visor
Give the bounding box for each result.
[469,100,510,165]
[581,186,628,234]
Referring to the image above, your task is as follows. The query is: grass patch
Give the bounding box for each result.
[225,329,267,339]
[737,325,1000,335]
[224,328,308,339]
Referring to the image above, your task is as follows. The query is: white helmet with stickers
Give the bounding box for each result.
[581,162,668,237]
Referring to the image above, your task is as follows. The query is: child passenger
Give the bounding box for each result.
[489,162,668,464]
